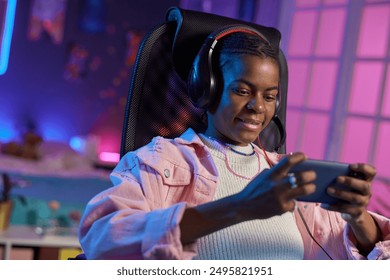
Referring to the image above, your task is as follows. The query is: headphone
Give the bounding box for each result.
[187,24,281,112]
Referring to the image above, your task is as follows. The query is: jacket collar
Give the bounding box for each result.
[174,128,205,147]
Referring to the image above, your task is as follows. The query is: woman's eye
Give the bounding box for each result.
[264,95,277,102]
[233,88,250,95]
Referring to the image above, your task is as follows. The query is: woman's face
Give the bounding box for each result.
[205,54,279,146]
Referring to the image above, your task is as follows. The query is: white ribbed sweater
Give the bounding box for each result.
[194,134,304,260]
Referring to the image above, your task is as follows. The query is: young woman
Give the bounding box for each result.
[78,28,390,260]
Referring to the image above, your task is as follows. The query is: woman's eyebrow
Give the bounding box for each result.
[265,86,279,92]
[233,79,279,91]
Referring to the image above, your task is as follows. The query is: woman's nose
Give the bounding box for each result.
[246,97,265,113]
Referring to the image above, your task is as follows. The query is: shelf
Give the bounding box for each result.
[0,225,80,260]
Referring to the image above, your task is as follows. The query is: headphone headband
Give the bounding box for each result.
[214,27,265,40]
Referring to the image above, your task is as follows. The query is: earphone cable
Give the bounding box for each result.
[297,206,333,260]
[256,136,274,168]
[255,138,334,260]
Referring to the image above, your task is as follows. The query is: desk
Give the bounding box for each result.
[0,225,80,260]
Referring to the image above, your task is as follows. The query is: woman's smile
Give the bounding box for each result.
[235,117,263,131]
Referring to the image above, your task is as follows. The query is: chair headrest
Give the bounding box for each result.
[166,7,282,82]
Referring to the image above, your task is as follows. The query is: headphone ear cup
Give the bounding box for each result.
[187,38,216,109]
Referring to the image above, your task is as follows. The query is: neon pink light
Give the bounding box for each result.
[322,0,347,5]
[295,0,320,8]
[340,117,373,163]
[368,180,390,218]
[286,110,302,153]
[288,11,317,56]
[357,5,390,57]
[349,62,383,115]
[375,122,390,177]
[300,113,329,159]
[308,61,338,109]
[382,63,390,117]
[287,61,309,106]
[315,9,346,56]
[99,152,120,163]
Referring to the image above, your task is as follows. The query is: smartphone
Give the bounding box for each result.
[289,159,365,204]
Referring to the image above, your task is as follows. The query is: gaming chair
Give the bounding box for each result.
[120,6,288,156]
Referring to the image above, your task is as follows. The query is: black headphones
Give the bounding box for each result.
[187,24,280,112]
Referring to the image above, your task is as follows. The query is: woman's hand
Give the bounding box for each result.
[321,163,376,222]
[235,152,317,221]
[322,163,381,255]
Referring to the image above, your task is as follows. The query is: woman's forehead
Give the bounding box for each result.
[221,53,278,69]
[221,55,279,80]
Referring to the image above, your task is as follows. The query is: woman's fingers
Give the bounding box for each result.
[271,152,307,179]
[349,163,376,182]
[322,163,375,219]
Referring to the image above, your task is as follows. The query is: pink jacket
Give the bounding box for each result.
[79,128,390,260]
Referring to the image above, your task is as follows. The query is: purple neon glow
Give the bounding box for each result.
[349,62,383,115]
[322,0,348,5]
[300,113,330,159]
[340,117,373,163]
[288,11,317,56]
[307,61,338,110]
[287,61,309,106]
[383,64,390,117]
[286,110,302,153]
[368,179,390,217]
[295,0,320,8]
[315,9,346,57]
[357,5,390,57]
[375,122,390,177]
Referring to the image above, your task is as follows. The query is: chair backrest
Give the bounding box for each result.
[120,7,288,157]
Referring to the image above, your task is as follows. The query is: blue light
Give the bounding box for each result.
[69,136,86,153]
[0,120,16,141]
[0,0,17,75]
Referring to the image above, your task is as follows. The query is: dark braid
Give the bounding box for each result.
[221,33,277,59]
[216,32,279,70]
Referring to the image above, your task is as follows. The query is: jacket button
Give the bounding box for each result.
[164,169,170,178]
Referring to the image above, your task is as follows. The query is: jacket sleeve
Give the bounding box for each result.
[344,211,390,260]
[296,202,390,260]
[78,152,197,260]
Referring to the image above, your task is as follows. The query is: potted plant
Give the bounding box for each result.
[0,173,14,231]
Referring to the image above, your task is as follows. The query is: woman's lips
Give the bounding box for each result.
[237,117,263,130]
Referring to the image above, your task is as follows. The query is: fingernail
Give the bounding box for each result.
[341,213,352,220]
[337,177,345,183]
[321,203,330,209]
[327,187,335,194]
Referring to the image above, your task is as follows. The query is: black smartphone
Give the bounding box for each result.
[289,159,365,204]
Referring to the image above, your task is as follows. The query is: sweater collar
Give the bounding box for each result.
[174,127,283,166]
